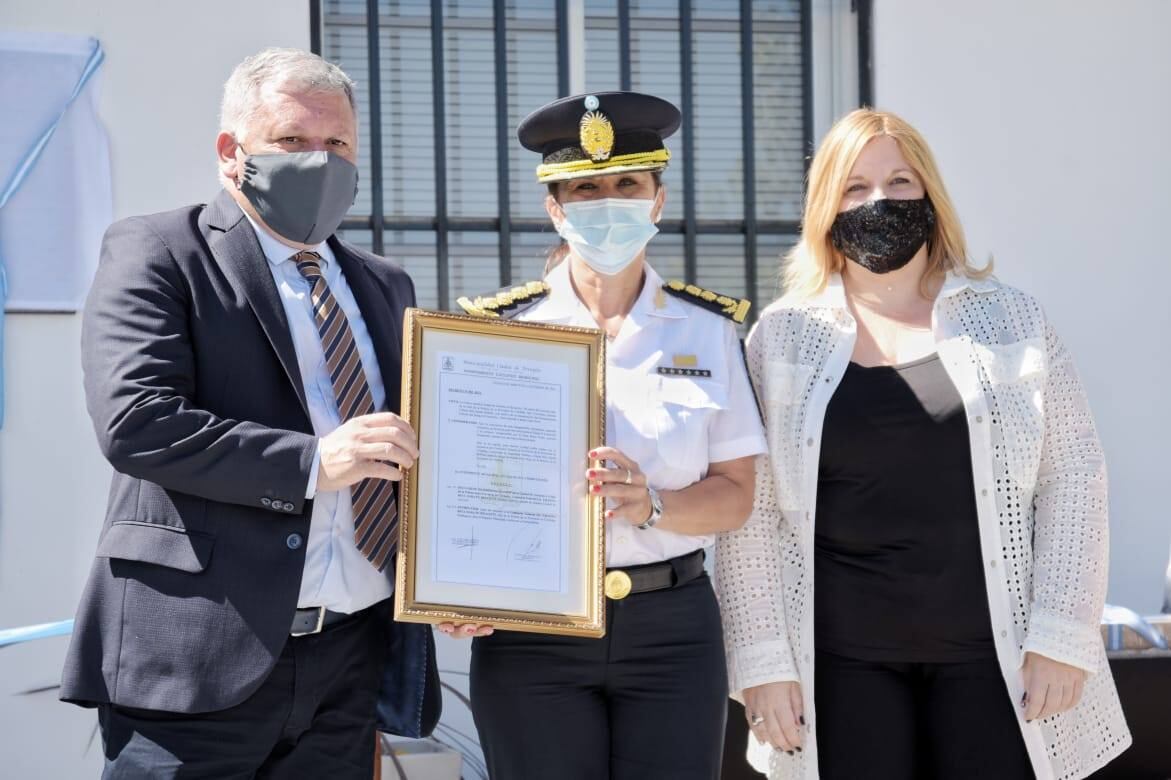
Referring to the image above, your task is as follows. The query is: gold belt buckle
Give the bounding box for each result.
[604,570,632,600]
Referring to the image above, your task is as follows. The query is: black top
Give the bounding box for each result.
[814,353,996,662]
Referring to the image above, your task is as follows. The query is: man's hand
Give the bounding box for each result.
[437,622,495,638]
[317,413,419,493]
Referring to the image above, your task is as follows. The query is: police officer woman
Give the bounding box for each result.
[445,91,767,779]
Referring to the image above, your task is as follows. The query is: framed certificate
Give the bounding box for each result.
[394,309,607,638]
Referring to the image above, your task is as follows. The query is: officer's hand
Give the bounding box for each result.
[743,681,805,754]
[586,447,652,524]
[317,413,419,493]
[437,622,494,639]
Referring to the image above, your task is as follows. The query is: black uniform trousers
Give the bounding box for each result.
[470,572,727,780]
[97,602,390,779]
[814,649,1034,780]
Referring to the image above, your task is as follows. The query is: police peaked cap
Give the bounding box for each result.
[517,91,681,183]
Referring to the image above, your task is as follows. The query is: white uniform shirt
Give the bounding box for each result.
[517,260,767,567]
[243,209,393,614]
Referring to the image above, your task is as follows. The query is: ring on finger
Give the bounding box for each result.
[749,714,765,727]
[624,468,633,485]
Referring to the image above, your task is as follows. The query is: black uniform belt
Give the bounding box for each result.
[290,606,355,636]
[604,549,706,600]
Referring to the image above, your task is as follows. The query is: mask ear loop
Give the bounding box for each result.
[545,193,568,230]
[232,140,250,189]
[650,185,666,224]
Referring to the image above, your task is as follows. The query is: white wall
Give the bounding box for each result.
[873,0,1171,613]
[0,3,309,776]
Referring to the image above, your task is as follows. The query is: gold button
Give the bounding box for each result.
[604,570,633,600]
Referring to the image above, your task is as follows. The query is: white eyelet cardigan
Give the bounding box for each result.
[715,273,1131,780]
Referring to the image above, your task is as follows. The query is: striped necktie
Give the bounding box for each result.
[295,251,398,572]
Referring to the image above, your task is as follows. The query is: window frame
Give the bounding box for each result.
[311,0,871,319]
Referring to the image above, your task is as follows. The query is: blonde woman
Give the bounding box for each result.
[716,108,1131,779]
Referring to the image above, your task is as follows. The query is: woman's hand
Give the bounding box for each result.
[587,446,651,524]
[742,681,805,754]
[437,623,494,639]
[1021,651,1086,721]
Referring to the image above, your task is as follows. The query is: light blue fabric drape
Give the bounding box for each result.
[0,36,105,428]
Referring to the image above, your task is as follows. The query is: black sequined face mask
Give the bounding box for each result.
[830,197,936,274]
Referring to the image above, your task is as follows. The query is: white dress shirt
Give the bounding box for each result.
[517,260,767,567]
[242,208,393,614]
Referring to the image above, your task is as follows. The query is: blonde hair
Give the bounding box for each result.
[782,108,990,301]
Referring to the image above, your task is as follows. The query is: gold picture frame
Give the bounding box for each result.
[394,309,607,638]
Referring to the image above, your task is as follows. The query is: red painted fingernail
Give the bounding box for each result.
[592,485,601,493]
[606,511,613,519]
[587,470,596,478]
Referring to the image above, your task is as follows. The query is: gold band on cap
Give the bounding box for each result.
[536,148,671,183]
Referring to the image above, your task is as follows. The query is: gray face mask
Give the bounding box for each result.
[237,149,359,245]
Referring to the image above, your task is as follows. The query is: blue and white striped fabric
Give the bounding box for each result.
[0,32,110,428]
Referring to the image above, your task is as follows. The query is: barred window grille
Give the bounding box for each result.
[315,0,816,319]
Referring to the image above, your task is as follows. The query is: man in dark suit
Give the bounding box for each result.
[61,48,438,777]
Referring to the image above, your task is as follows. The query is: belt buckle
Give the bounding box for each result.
[604,570,632,600]
[291,606,326,637]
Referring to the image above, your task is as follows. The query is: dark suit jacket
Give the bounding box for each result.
[61,189,440,736]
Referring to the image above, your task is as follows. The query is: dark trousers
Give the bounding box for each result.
[98,603,389,779]
[814,649,1034,780]
[470,573,728,780]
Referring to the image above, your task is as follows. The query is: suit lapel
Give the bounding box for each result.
[330,237,405,412]
[204,190,311,418]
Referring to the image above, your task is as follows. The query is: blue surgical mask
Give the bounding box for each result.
[555,197,659,276]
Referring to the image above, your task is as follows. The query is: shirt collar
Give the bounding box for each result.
[539,260,688,326]
[239,202,331,269]
[938,271,998,298]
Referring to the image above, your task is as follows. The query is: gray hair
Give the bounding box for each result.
[220,48,358,142]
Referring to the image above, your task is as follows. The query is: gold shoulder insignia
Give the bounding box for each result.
[457,281,551,319]
[662,280,751,324]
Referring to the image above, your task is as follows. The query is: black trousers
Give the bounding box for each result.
[98,603,389,779]
[470,573,728,780]
[814,650,1034,780]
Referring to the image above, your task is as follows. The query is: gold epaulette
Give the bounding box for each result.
[457,280,550,319]
[662,280,752,323]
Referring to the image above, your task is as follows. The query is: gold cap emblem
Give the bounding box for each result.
[604,570,633,600]
[579,110,615,162]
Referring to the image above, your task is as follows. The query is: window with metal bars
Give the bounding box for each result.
[312,0,824,321]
